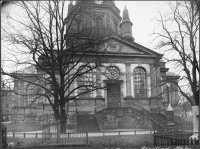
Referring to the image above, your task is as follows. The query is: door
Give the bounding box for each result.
[107,83,121,104]
[117,117,123,128]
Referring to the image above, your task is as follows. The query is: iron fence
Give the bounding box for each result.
[153,132,199,146]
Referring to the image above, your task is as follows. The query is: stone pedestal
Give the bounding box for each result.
[166,104,175,128]
[190,106,199,139]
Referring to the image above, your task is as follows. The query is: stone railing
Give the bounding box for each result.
[143,108,165,127]
[96,103,108,112]
[96,102,143,112]
[94,112,104,130]
[151,107,193,132]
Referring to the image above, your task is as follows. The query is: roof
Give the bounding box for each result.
[166,72,178,76]
[12,65,37,74]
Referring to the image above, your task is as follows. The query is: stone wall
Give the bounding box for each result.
[97,108,147,129]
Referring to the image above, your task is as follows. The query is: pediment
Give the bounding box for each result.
[102,36,159,57]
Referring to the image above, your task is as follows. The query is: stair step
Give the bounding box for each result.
[76,114,100,133]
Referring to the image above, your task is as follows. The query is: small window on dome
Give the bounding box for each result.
[113,22,118,33]
[96,16,103,28]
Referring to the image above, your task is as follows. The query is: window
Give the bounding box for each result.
[6,104,9,108]
[96,16,103,28]
[134,67,147,97]
[77,66,94,98]
[27,85,37,105]
[78,20,83,31]
[113,22,118,33]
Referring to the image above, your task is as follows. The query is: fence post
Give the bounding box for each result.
[86,132,88,145]
[24,132,26,138]
[134,130,136,135]
[42,133,43,145]
[118,131,120,135]
[36,133,38,138]
[13,132,15,138]
[154,136,156,145]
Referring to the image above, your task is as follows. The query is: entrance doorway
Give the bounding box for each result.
[117,117,123,128]
[107,82,121,103]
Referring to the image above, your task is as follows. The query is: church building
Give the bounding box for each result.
[9,0,181,132]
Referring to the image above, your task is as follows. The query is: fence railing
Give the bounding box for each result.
[7,130,153,145]
[154,132,199,146]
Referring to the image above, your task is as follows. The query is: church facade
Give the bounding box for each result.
[9,0,180,131]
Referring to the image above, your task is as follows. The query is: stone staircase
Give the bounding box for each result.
[152,107,193,132]
[95,102,165,129]
[76,114,100,132]
[95,102,193,131]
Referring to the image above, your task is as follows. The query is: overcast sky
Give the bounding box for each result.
[1,1,175,70]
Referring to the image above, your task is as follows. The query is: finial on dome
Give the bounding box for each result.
[120,5,134,42]
[123,6,129,20]
[68,0,73,15]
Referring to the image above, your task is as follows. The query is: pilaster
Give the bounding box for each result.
[124,63,133,100]
[96,67,102,98]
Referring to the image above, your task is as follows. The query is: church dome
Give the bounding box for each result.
[75,0,115,7]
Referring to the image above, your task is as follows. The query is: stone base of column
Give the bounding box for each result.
[166,122,175,128]
[124,96,134,101]
[95,96,105,101]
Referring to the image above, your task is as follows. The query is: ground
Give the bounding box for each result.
[5,123,42,132]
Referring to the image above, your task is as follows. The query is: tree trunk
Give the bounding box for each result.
[60,118,67,133]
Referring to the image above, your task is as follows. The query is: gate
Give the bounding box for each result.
[2,127,7,148]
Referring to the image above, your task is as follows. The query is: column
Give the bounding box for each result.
[149,64,155,97]
[124,63,133,100]
[149,64,155,105]
[96,67,102,98]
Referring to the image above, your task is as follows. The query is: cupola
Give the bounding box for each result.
[120,6,134,42]
[68,0,73,15]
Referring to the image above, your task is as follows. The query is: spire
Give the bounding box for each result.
[123,6,130,20]
[68,0,73,15]
[120,6,134,42]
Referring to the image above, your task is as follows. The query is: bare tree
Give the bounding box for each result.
[152,1,199,106]
[2,1,113,133]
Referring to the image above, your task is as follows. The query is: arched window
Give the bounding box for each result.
[96,16,103,28]
[77,66,93,98]
[113,22,118,33]
[27,85,37,105]
[78,20,83,31]
[134,67,147,97]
